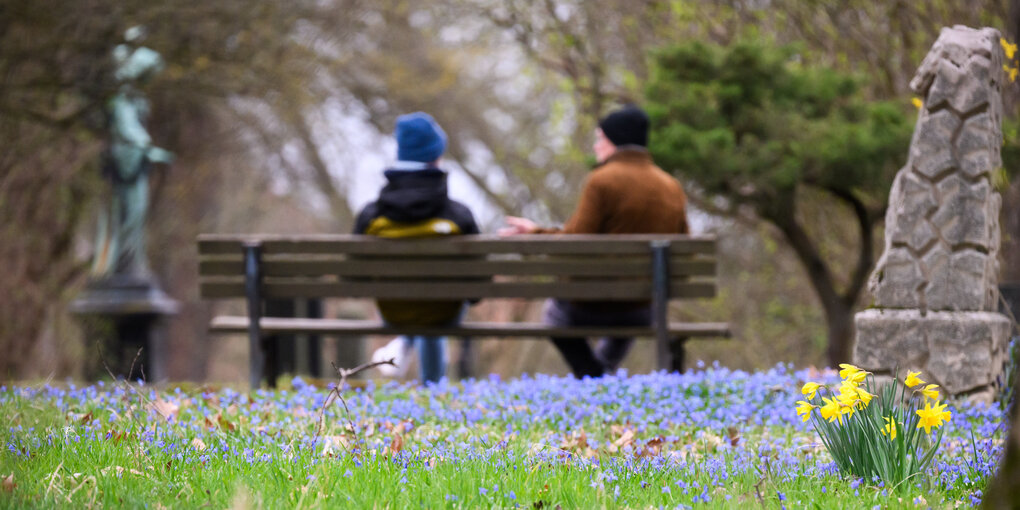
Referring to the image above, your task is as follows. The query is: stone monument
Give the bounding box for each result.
[72,28,178,382]
[854,26,1011,397]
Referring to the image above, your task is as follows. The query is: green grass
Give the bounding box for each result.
[0,369,1001,508]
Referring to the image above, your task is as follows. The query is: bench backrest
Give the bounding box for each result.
[198,234,717,301]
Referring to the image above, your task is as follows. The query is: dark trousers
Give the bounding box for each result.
[543,299,651,378]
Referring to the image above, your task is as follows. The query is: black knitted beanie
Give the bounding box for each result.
[598,105,649,147]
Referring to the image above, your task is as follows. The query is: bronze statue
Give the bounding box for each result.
[92,29,173,278]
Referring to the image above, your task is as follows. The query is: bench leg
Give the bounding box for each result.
[651,240,672,372]
[244,243,264,390]
[263,336,279,389]
[669,337,687,373]
[456,337,472,380]
[307,298,323,378]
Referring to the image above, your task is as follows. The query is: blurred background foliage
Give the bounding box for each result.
[1,0,1017,382]
[645,39,913,367]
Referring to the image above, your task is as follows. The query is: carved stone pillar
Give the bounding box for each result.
[854,26,1011,397]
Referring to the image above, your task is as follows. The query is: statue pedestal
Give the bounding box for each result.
[71,275,179,382]
[855,309,1010,395]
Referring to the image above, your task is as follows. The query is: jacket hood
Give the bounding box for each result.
[377,168,449,222]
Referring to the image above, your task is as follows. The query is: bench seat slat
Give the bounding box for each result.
[209,316,731,338]
[198,258,717,278]
[199,280,717,300]
[198,234,716,256]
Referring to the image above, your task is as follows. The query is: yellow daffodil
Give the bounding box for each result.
[882,416,898,440]
[916,400,951,434]
[795,401,815,423]
[920,384,940,401]
[852,386,874,407]
[836,389,858,408]
[819,397,841,423]
[801,382,821,400]
[911,97,923,109]
[838,363,862,380]
[820,397,852,424]
[904,371,924,388]
[834,381,871,409]
[847,370,867,384]
[1001,37,1017,60]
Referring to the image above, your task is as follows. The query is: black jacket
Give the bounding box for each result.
[354,169,478,237]
[353,168,479,326]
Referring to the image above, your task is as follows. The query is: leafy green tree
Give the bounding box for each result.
[645,40,913,366]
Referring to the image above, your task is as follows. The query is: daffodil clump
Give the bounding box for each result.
[796,364,951,492]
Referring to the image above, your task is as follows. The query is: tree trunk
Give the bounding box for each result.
[982,368,1020,508]
[823,296,856,368]
[986,14,1020,508]
[771,188,876,368]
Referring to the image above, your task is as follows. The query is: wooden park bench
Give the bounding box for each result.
[197,234,731,388]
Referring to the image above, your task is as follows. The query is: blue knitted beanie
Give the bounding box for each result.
[395,112,447,163]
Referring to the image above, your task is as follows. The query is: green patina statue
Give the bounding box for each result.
[92,29,173,278]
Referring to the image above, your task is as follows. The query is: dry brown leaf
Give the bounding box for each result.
[806,366,824,380]
[390,433,404,454]
[2,474,14,492]
[191,438,207,451]
[559,430,590,452]
[642,436,665,457]
[726,426,740,447]
[612,429,635,448]
[321,435,351,457]
[217,414,236,431]
[149,399,179,420]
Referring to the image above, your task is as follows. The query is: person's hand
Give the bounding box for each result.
[498,216,538,236]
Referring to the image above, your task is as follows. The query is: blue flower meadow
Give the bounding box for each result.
[0,363,1005,508]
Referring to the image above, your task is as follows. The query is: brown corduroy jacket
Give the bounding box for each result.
[538,148,689,235]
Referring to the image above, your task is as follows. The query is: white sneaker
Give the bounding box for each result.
[371,337,411,377]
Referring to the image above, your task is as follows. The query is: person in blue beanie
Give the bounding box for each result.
[355,112,479,384]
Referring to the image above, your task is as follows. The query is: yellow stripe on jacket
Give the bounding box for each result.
[365,217,462,238]
[364,216,464,326]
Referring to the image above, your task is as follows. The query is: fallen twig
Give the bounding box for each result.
[99,346,169,418]
[314,358,396,449]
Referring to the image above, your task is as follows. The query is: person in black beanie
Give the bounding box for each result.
[501,104,690,377]
[597,104,649,148]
